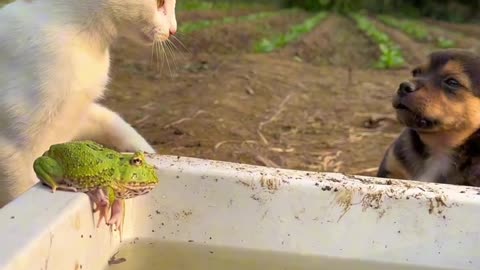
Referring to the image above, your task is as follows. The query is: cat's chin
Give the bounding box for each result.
[139,32,155,45]
[119,31,154,47]
[123,30,170,47]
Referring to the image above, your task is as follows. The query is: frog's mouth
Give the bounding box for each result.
[115,183,157,199]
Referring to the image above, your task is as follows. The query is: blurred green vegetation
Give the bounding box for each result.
[436,36,456,49]
[0,0,13,8]
[376,15,457,49]
[254,12,328,53]
[3,0,478,23]
[0,0,276,11]
[179,11,280,34]
[282,0,480,22]
[177,0,278,11]
[377,15,429,42]
[351,13,405,69]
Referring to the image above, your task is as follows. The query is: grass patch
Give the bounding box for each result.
[254,12,328,53]
[351,13,405,69]
[179,10,283,34]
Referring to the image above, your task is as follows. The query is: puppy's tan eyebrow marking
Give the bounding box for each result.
[441,60,470,87]
[442,61,464,74]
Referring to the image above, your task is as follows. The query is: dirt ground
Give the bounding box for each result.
[104,9,480,177]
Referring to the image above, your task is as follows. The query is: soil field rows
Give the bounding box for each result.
[105,7,480,176]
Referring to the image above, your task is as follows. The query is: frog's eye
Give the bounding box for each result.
[157,0,164,8]
[131,157,143,166]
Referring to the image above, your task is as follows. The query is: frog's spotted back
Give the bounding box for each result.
[34,140,160,238]
[84,141,105,151]
[39,140,159,194]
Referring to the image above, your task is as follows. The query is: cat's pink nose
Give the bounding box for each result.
[169,29,176,35]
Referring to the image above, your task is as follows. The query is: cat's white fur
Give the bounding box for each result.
[0,0,177,206]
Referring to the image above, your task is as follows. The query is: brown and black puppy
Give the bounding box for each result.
[377,49,480,186]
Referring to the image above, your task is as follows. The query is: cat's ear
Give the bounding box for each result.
[156,0,165,9]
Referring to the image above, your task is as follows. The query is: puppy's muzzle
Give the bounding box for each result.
[392,80,438,130]
[393,81,417,110]
[397,81,417,97]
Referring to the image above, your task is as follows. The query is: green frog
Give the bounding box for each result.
[33,140,159,238]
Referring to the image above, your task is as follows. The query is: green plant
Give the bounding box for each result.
[177,0,275,12]
[177,0,215,11]
[436,36,456,48]
[377,15,429,41]
[375,44,405,69]
[351,13,405,69]
[283,0,480,22]
[377,15,457,49]
[180,20,215,34]
[254,12,328,53]
[179,11,281,34]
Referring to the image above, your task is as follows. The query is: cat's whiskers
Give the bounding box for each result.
[151,41,157,70]
[164,40,179,71]
[170,35,190,53]
[152,41,161,72]
[166,38,187,62]
[156,41,165,73]
[151,37,183,77]
[160,41,172,77]
[166,38,181,52]
[150,41,156,68]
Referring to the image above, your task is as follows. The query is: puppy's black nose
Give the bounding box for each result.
[397,82,416,96]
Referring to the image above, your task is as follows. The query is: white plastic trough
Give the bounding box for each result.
[0,155,479,270]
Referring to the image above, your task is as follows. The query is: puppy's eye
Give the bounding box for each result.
[412,68,422,77]
[157,0,165,8]
[444,78,461,88]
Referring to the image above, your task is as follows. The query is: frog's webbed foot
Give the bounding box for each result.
[107,199,124,241]
[96,204,110,228]
[40,182,57,193]
[87,188,110,227]
[88,188,108,211]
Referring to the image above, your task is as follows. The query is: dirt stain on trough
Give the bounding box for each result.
[333,188,354,222]
[327,174,460,221]
[260,177,282,191]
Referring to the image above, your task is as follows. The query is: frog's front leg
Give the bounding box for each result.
[33,156,64,193]
[87,188,110,228]
[89,188,109,212]
[108,199,125,241]
[105,187,124,237]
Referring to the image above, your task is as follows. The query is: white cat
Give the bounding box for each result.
[0,0,177,206]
